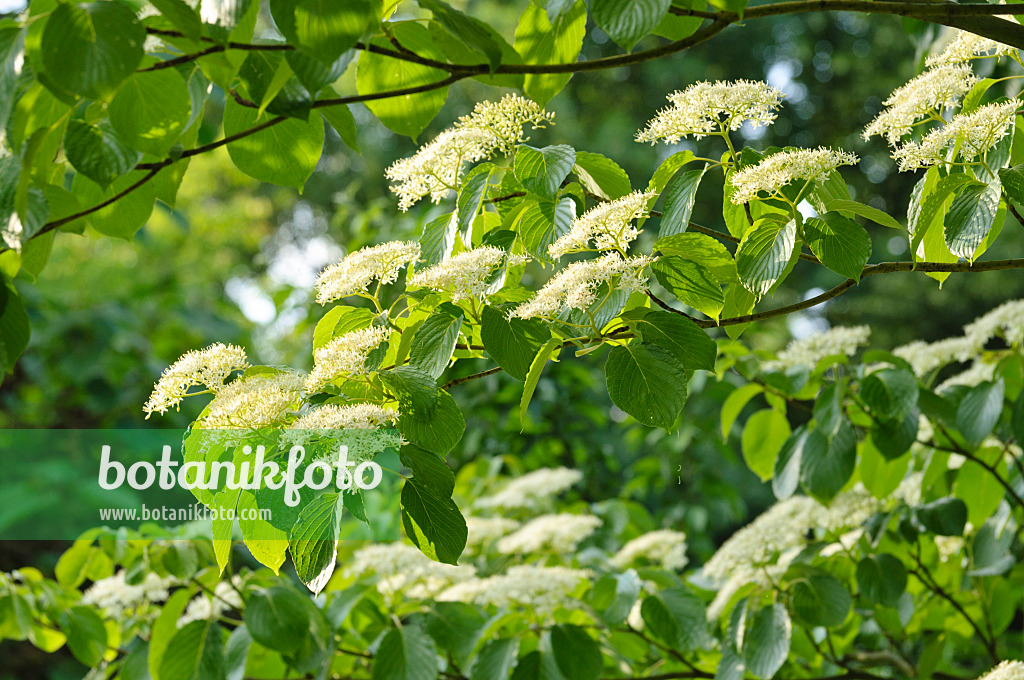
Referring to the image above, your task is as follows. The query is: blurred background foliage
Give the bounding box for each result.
[4,3,1024,674]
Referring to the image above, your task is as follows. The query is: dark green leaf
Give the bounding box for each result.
[470,638,519,680]
[632,309,717,371]
[944,180,1000,260]
[804,212,871,281]
[373,625,439,680]
[64,121,141,189]
[289,493,341,594]
[60,606,107,667]
[590,0,672,50]
[384,365,441,415]
[741,604,790,679]
[605,342,688,428]
[736,218,796,297]
[956,380,1004,449]
[799,421,856,503]
[410,303,464,379]
[856,554,906,606]
[514,145,576,199]
[790,571,850,628]
[420,0,504,69]
[41,1,145,99]
[401,447,467,565]
[421,212,459,266]
[573,151,631,200]
[151,0,203,42]
[652,254,724,321]
[550,624,602,680]
[244,585,310,654]
[481,304,551,381]
[660,167,705,237]
[654,232,738,284]
[0,282,29,376]
[397,389,464,454]
[457,164,495,241]
[860,369,919,422]
[915,497,968,536]
[517,196,575,260]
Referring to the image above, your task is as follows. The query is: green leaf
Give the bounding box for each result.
[721,383,763,440]
[108,70,192,156]
[1013,392,1024,448]
[999,165,1024,206]
[159,619,225,680]
[397,389,465,454]
[0,28,25,135]
[956,380,1004,449]
[41,1,145,100]
[859,437,911,498]
[655,232,738,284]
[860,368,918,422]
[659,167,706,237]
[410,303,464,378]
[356,22,449,139]
[804,212,871,281]
[223,98,324,189]
[0,283,30,376]
[521,336,561,426]
[741,604,790,680]
[870,411,919,461]
[601,570,641,625]
[320,103,360,152]
[374,625,439,680]
[64,120,141,189]
[514,145,576,199]
[790,571,850,628]
[481,304,551,381]
[573,151,631,200]
[742,409,791,481]
[652,254,724,321]
[236,490,289,574]
[71,171,156,240]
[238,50,311,120]
[632,309,717,371]
[420,0,504,69]
[799,421,856,503]
[60,606,107,667]
[313,306,375,349]
[290,50,354,95]
[383,365,440,415]
[647,150,697,195]
[915,497,967,536]
[590,0,672,50]
[550,624,602,680]
[470,638,519,680]
[289,493,341,595]
[944,180,1000,260]
[401,447,467,564]
[605,342,688,428]
[640,588,710,652]
[517,196,575,260]
[224,626,252,680]
[270,0,375,65]
[736,218,796,297]
[514,1,586,105]
[457,163,495,241]
[856,554,907,606]
[149,589,193,680]
[911,172,978,251]
[151,0,203,42]
[421,212,459,266]
[244,585,310,654]
[823,198,903,230]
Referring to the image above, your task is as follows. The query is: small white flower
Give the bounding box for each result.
[496,513,602,554]
[548,191,655,258]
[82,570,177,620]
[973,661,1024,680]
[465,516,521,550]
[636,80,785,144]
[893,336,976,376]
[436,565,591,616]
[927,26,1020,67]
[407,246,526,301]
[347,543,475,600]
[610,529,689,571]
[892,99,1019,171]
[730,147,859,204]
[306,326,390,393]
[387,94,555,210]
[201,372,305,429]
[475,467,583,510]
[290,403,398,430]
[177,576,244,627]
[510,252,653,320]
[314,241,421,304]
[964,298,1024,348]
[144,343,249,416]
[864,64,977,143]
[765,325,871,371]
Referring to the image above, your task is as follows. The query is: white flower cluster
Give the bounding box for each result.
[177,576,244,627]
[474,467,583,510]
[306,326,390,393]
[408,246,527,302]
[928,27,1019,67]
[636,80,785,143]
[386,94,555,210]
[707,560,792,622]
[974,661,1024,680]
[765,325,871,371]
[81,570,177,619]
[938,359,998,390]
[144,343,249,416]
[290,403,398,430]
[893,336,976,376]
[314,241,421,304]
[893,99,1020,171]
[346,543,476,600]
[548,191,655,258]
[465,516,521,550]
[510,252,653,320]
[965,299,1024,348]
[495,513,602,554]
[610,529,689,571]
[863,64,977,144]
[437,565,591,615]
[201,372,305,429]
[730,147,859,204]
